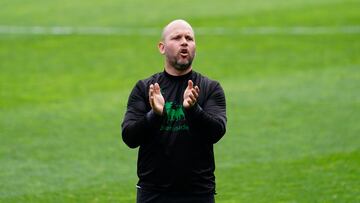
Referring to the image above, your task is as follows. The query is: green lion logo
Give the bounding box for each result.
[164,102,185,121]
[160,101,189,131]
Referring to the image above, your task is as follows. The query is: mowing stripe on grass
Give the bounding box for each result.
[0,25,359,36]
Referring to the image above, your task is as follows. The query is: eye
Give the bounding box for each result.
[186,36,194,41]
[172,35,181,40]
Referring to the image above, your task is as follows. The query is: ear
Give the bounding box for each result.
[158,41,165,55]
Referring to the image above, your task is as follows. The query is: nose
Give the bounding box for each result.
[180,37,188,46]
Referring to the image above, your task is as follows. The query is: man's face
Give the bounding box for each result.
[160,24,196,71]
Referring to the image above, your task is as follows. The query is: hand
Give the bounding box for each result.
[149,83,165,115]
[183,80,200,109]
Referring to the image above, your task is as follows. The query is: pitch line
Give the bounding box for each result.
[0,25,359,35]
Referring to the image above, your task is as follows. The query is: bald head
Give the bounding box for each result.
[161,19,194,41]
[158,19,196,74]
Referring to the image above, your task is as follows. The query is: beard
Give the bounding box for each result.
[169,54,194,71]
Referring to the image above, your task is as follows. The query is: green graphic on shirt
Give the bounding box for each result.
[164,102,185,121]
[160,102,189,132]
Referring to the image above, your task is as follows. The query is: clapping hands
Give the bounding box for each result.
[149,80,200,115]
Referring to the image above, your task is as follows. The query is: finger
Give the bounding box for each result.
[154,83,160,94]
[150,96,155,108]
[189,93,197,102]
[195,86,200,93]
[149,84,154,96]
[149,94,153,107]
[188,80,193,89]
[191,89,199,98]
[187,99,193,106]
[149,84,154,104]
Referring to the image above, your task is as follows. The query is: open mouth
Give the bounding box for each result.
[180,49,189,57]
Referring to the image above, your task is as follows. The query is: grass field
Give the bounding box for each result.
[1,0,359,202]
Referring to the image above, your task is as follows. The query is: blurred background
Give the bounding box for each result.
[0,0,359,202]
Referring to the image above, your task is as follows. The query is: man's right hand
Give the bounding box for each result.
[149,83,165,115]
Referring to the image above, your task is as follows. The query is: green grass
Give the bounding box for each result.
[1,0,359,202]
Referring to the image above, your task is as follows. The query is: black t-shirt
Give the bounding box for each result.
[121,70,227,194]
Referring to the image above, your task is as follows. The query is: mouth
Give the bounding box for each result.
[179,49,189,57]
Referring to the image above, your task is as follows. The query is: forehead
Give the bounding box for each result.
[163,23,194,39]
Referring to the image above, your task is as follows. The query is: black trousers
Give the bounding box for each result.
[136,188,215,203]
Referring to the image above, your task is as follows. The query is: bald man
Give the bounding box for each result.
[121,19,226,203]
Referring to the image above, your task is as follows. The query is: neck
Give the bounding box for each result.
[164,65,192,76]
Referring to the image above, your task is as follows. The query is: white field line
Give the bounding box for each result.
[0,25,359,35]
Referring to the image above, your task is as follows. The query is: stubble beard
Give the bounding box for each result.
[171,55,194,71]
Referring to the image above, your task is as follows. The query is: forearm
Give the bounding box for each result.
[185,104,226,143]
[121,110,163,148]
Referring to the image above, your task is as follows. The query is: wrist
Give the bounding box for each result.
[183,99,197,109]
[185,103,201,114]
[146,109,164,126]
[153,106,164,115]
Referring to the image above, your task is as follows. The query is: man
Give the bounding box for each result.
[121,19,226,203]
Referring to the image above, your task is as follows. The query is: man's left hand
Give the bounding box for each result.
[183,80,200,109]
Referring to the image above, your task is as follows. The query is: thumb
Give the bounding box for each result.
[187,80,193,89]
